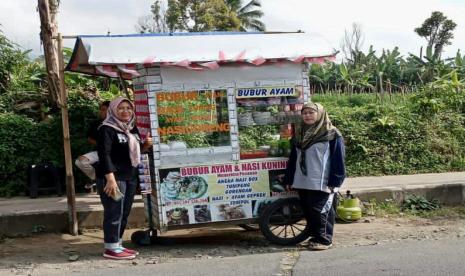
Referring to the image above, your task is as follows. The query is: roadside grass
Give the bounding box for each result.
[365,198,465,219]
[412,205,465,219]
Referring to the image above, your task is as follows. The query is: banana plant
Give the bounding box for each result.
[339,63,356,92]
[307,42,460,94]
[449,50,465,79]
[408,45,450,83]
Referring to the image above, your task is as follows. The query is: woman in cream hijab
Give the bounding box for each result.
[284,102,346,250]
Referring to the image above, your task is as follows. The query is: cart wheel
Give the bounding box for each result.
[131,230,152,246]
[259,197,311,245]
[238,224,260,231]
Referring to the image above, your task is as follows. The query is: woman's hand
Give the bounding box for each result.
[104,180,118,197]
[142,133,153,152]
[104,173,118,197]
[328,186,338,193]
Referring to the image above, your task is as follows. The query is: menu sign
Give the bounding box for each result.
[158,160,295,227]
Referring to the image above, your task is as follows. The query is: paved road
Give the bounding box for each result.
[294,238,465,276]
[67,237,465,276]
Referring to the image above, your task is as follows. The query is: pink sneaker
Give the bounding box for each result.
[122,248,139,256]
[103,249,136,260]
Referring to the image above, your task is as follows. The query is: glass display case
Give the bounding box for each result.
[235,86,304,160]
[154,85,305,165]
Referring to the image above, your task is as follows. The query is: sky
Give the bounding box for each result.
[1,0,464,60]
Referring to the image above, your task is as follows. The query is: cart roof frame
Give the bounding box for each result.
[66,31,336,79]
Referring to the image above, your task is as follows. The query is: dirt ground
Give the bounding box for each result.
[1,215,465,275]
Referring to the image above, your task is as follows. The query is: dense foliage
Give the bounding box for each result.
[309,46,465,94]
[0,94,108,196]
[313,74,465,176]
[0,29,123,196]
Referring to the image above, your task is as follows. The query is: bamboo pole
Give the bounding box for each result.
[39,0,78,235]
[57,34,78,236]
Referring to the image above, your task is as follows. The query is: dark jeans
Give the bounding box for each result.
[298,189,337,245]
[96,178,137,248]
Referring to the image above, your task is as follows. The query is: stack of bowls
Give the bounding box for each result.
[253,111,271,125]
[238,112,254,126]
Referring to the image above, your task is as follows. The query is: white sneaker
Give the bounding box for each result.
[84,183,96,189]
[308,242,332,251]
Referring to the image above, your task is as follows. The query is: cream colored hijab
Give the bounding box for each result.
[294,102,341,149]
[101,97,140,167]
[294,102,341,175]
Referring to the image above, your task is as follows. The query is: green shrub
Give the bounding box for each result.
[0,92,101,196]
[402,195,440,213]
[0,113,60,196]
[314,93,465,176]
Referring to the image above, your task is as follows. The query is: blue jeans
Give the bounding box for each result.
[96,178,137,249]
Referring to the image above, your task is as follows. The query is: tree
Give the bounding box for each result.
[0,25,53,117]
[341,23,365,63]
[38,0,61,107]
[0,27,22,95]
[414,11,457,59]
[166,0,241,32]
[136,0,169,33]
[225,0,265,31]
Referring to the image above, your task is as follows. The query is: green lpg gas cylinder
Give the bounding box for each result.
[337,194,362,221]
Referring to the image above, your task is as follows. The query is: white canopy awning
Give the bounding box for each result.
[66,32,336,79]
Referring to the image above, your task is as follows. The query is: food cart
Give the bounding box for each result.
[67,32,336,245]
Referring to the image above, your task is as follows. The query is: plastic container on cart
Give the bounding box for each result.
[169,141,187,150]
[159,143,170,152]
[187,148,211,155]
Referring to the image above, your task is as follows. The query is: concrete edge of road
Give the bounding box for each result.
[1,181,464,237]
[352,182,465,205]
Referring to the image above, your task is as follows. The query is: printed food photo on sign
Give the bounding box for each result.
[166,207,190,226]
[138,176,152,194]
[141,175,151,183]
[138,167,150,175]
[252,199,275,217]
[269,170,287,194]
[194,204,212,223]
[137,158,152,194]
[160,169,209,202]
[211,202,252,221]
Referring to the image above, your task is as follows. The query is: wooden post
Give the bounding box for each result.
[38,0,78,236]
[57,34,79,236]
[379,73,384,101]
